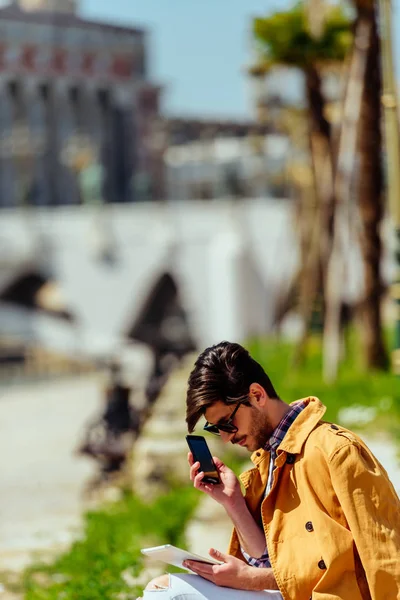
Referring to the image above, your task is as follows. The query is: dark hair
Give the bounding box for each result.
[186,341,279,432]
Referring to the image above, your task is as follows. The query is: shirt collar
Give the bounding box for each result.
[264,400,306,453]
[250,397,327,466]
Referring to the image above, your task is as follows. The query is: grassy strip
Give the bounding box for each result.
[247,333,400,442]
[13,485,199,600]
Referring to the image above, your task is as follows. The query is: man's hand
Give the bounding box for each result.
[188,452,243,510]
[183,548,278,591]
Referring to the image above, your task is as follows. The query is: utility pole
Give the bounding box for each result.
[378,0,400,375]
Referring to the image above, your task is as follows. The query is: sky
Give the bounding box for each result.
[81,0,400,120]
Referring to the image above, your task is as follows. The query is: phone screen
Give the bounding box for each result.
[186,435,221,484]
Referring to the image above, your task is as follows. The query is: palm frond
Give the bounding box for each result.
[252,2,352,70]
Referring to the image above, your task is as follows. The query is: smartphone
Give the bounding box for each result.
[186,434,221,485]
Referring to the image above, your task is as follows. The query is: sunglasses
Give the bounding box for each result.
[203,400,243,436]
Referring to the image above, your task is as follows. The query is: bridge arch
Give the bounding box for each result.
[0,270,74,321]
[125,271,196,359]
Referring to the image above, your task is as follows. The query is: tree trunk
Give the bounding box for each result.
[323,19,370,382]
[293,66,334,365]
[355,4,389,369]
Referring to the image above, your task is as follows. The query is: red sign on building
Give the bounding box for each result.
[111,55,132,79]
[82,52,95,75]
[21,45,36,71]
[53,48,67,74]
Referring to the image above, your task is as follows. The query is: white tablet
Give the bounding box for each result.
[141,544,221,571]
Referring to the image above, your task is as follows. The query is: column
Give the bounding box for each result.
[25,79,50,206]
[0,81,17,207]
[111,84,135,203]
[76,84,105,206]
[9,79,33,208]
[43,81,60,206]
[52,81,81,205]
[98,87,115,204]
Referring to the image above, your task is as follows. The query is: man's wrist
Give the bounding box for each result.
[223,494,246,516]
[249,566,279,592]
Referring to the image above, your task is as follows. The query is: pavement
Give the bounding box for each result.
[0,374,103,572]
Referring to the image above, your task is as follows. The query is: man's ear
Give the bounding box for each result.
[249,383,268,407]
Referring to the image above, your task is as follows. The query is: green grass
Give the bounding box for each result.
[247,333,400,441]
[14,485,199,600]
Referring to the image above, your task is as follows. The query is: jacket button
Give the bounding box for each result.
[305,521,314,532]
[256,452,261,457]
[286,453,295,464]
[318,560,327,570]
[331,424,339,430]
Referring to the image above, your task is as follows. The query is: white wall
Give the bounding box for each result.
[0,199,394,356]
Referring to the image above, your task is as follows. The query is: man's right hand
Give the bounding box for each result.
[188,452,244,510]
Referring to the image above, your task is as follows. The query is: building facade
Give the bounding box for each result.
[0,0,162,207]
[162,117,292,201]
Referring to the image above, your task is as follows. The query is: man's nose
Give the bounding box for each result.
[220,430,235,443]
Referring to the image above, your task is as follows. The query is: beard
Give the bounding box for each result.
[246,408,275,452]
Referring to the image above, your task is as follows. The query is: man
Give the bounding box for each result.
[141,341,400,600]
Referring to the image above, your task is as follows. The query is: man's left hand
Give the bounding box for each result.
[183,548,270,591]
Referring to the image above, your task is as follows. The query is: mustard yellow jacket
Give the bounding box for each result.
[227,397,400,600]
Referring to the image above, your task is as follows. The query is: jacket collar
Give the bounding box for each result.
[250,396,326,465]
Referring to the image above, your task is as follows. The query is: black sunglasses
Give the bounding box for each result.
[203,400,243,436]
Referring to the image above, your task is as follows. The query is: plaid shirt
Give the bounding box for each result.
[241,401,306,568]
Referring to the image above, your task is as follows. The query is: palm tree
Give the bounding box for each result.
[253,4,351,169]
[352,0,389,368]
[254,1,389,371]
[251,3,352,354]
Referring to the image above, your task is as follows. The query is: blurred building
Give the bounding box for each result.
[0,2,323,382]
[162,117,292,201]
[0,0,163,207]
